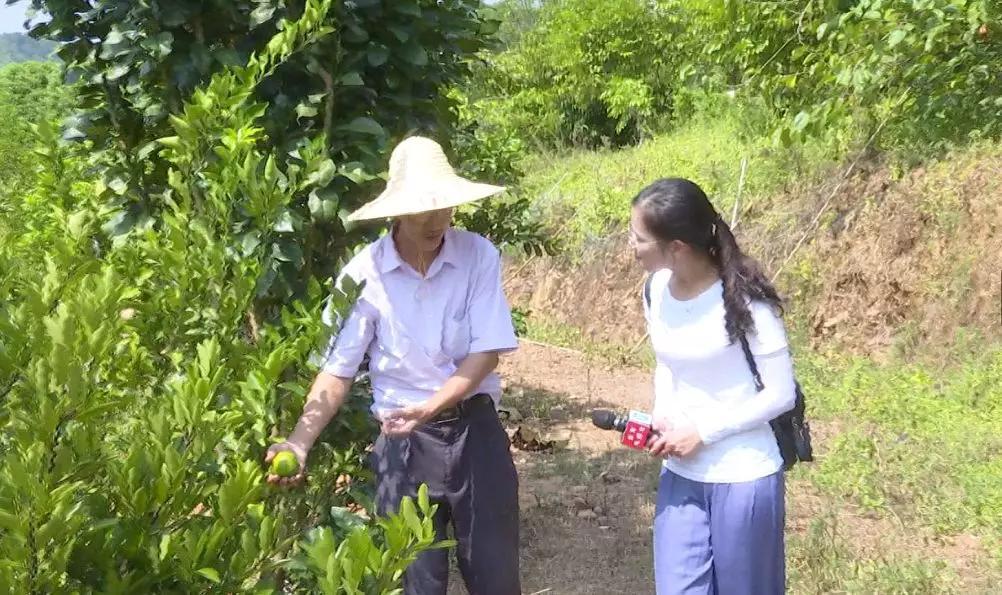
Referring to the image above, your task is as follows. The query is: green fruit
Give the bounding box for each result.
[270,450,300,477]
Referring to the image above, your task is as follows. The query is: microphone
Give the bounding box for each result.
[591,408,657,450]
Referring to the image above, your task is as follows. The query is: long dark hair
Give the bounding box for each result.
[632,178,782,343]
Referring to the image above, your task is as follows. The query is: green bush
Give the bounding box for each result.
[464,0,688,149]
[0,5,448,592]
[462,0,1002,158]
[26,0,493,299]
[0,61,73,196]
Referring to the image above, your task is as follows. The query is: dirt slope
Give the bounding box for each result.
[504,149,1002,358]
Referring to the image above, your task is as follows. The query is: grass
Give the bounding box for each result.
[797,347,1002,543]
[519,99,837,249]
[789,513,958,594]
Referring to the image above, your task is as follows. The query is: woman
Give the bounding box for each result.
[630,178,796,595]
[266,136,522,595]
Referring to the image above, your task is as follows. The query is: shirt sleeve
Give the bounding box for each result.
[693,348,797,444]
[321,264,377,379]
[467,242,519,354]
[746,300,788,355]
[691,302,794,444]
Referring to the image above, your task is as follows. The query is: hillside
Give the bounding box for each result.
[0,33,57,66]
[507,143,1002,360]
[496,138,1002,590]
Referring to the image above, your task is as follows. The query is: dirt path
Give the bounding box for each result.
[446,341,991,594]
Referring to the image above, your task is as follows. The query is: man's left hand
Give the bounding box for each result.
[381,404,432,437]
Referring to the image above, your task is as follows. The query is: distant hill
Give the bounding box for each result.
[0,33,57,66]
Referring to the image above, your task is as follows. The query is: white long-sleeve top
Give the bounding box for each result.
[644,269,797,483]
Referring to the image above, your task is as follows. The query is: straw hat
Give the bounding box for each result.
[345,136,505,222]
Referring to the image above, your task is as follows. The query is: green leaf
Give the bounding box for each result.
[250,5,277,27]
[309,190,340,221]
[399,496,423,537]
[197,568,221,583]
[479,19,501,36]
[792,110,810,132]
[106,64,131,81]
[108,177,129,195]
[343,25,369,43]
[888,29,908,48]
[273,210,296,233]
[400,41,427,66]
[141,32,173,56]
[137,141,159,161]
[338,162,375,185]
[339,71,364,86]
[387,24,411,42]
[305,159,337,187]
[338,117,384,136]
[393,2,421,17]
[329,506,366,532]
[417,483,431,514]
[296,103,319,119]
[240,232,262,256]
[367,44,389,67]
[273,240,303,264]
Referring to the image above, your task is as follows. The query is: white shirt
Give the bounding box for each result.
[645,269,797,483]
[321,228,519,414]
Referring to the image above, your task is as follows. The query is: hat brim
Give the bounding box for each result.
[345,176,505,222]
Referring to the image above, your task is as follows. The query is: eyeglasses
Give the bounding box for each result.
[628,226,657,247]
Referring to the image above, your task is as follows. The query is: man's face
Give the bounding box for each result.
[396,208,454,252]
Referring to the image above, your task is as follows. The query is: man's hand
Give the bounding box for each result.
[264,441,308,487]
[380,404,432,438]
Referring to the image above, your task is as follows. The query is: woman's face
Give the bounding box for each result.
[629,206,666,272]
[396,208,454,253]
[629,205,684,273]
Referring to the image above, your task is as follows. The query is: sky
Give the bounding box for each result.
[1,3,31,34]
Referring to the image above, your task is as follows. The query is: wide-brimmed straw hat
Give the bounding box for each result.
[345,136,505,222]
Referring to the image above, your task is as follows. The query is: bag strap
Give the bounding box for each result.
[738,333,766,392]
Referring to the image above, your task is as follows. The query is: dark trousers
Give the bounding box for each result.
[371,395,521,595]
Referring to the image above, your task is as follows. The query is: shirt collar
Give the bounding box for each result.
[377,227,460,276]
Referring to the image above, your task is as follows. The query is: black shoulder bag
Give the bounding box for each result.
[643,275,813,470]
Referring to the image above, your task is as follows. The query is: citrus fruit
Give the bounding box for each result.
[270,450,299,477]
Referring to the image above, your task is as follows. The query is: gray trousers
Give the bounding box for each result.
[371,395,521,595]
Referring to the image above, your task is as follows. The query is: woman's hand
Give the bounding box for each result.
[647,414,677,458]
[660,420,703,458]
[647,434,677,458]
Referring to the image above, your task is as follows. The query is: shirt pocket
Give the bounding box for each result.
[374,319,413,362]
[441,312,471,361]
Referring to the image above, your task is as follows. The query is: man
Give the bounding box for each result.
[266,136,521,594]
